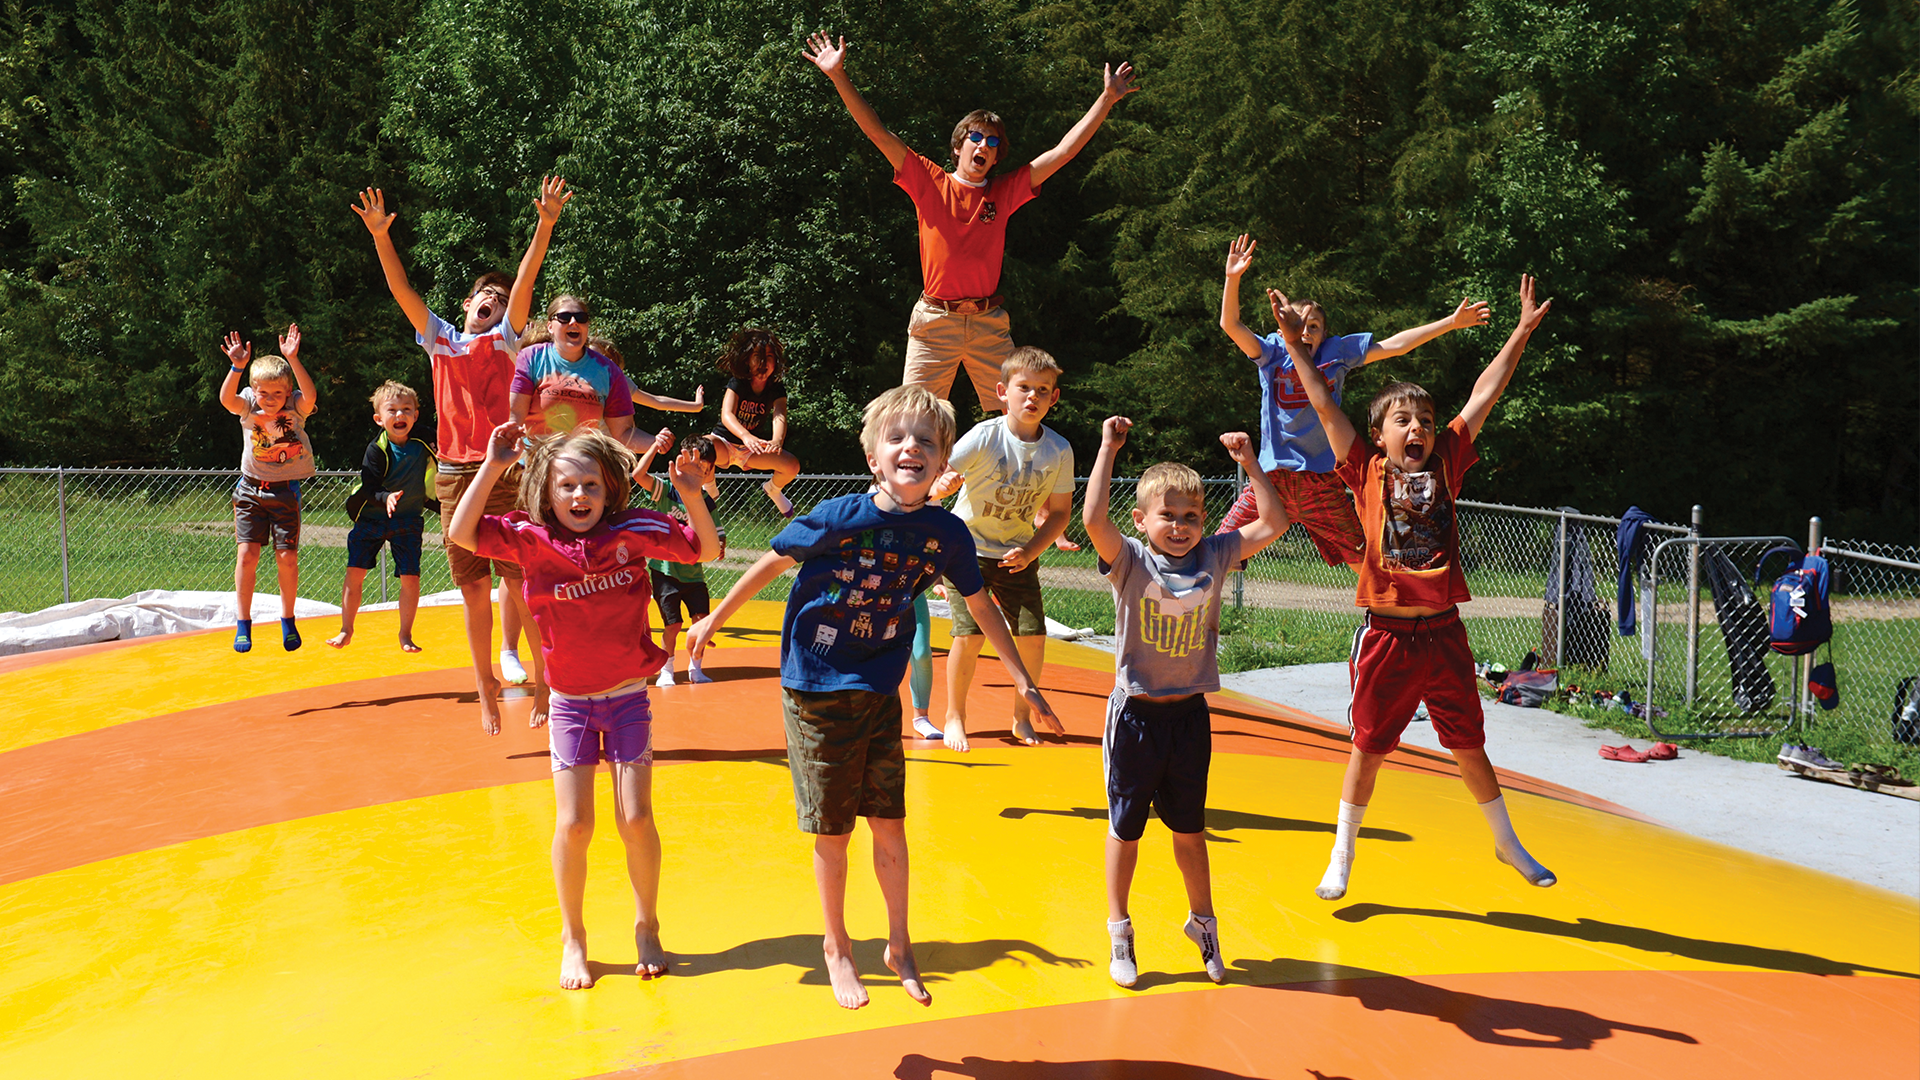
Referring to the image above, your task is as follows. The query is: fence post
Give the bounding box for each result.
[57,467,72,604]
[1553,511,1568,666]
[1684,504,1702,705]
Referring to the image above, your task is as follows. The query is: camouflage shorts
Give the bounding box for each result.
[781,687,905,835]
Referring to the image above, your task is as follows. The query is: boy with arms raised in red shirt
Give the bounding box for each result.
[352,177,570,735]
[1285,275,1557,901]
[804,30,1134,411]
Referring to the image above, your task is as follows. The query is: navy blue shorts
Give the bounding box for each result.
[1104,690,1211,841]
[346,512,424,576]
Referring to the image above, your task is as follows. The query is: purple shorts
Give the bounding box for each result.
[547,684,655,772]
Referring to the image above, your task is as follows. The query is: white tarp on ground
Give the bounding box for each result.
[0,588,467,657]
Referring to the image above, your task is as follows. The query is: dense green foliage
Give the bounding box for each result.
[2,0,1913,538]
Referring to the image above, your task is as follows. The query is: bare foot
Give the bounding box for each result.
[477,673,503,737]
[884,942,932,1006]
[1012,717,1041,746]
[560,935,594,990]
[531,682,550,729]
[823,935,868,1009]
[325,629,351,648]
[398,635,422,653]
[636,925,668,979]
[942,717,970,753]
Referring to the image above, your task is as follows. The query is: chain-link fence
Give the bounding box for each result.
[4,466,1915,761]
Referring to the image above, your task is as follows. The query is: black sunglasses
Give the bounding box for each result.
[964,131,1002,148]
[550,310,591,325]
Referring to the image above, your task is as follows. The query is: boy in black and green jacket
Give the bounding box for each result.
[330,380,438,651]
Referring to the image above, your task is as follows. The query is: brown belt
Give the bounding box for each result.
[921,292,1002,316]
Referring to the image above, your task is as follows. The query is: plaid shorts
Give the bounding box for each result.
[781,687,905,835]
[1217,468,1364,566]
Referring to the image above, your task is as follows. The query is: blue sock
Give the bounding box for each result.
[234,620,252,653]
[281,617,301,652]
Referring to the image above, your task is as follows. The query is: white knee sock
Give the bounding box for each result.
[1316,801,1366,900]
[1479,794,1555,886]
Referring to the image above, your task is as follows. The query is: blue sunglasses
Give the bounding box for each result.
[964,130,1003,148]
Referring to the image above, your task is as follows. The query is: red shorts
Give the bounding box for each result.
[1347,607,1484,755]
[1216,469,1364,566]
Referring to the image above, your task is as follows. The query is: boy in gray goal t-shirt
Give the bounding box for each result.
[1081,417,1290,988]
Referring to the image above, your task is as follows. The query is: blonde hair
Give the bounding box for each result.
[1001,345,1062,384]
[369,380,418,410]
[248,354,293,390]
[1135,462,1204,510]
[516,428,636,528]
[860,384,956,461]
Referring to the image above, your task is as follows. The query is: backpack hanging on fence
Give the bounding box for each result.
[1755,546,1833,656]
[1702,544,1776,713]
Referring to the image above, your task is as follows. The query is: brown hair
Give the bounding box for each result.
[369,380,418,410]
[949,109,1007,161]
[469,271,512,300]
[516,428,635,528]
[1367,381,1438,435]
[716,327,787,382]
[587,336,624,369]
[1135,462,1204,510]
[1001,345,1062,384]
[860,384,957,461]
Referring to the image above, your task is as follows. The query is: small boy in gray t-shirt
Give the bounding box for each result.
[1082,417,1289,989]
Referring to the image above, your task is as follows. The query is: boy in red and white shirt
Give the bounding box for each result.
[1286,274,1559,902]
[804,30,1135,411]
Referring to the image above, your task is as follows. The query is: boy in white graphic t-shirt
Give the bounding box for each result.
[929,347,1075,751]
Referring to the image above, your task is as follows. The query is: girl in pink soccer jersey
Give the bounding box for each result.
[448,420,719,991]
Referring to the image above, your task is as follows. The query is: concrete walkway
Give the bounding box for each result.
[1219,662,1920,899]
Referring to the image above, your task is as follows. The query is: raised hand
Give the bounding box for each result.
[1267,289,1306,344]
[1103,61,1138,102]
[1101,415,1132,450]
[1218,431,1257,469]
[804,31,847,76]
[671,444,715,490]
[1450,296,1492,331]
[1517,274,1552,332]
[486,420,526,466]
[277,323,301,361]
[534,175,572,226]
[351,188,395,236]
[1225,234,1256,278]
[691,384,706,408]
[221,332,251,370]
[650,427,675,457]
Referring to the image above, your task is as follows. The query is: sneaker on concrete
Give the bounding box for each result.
[1780,744,1842,770]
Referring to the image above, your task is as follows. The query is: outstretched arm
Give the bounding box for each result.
[1029,61,1137,188]
[685,548,798,658]
[448,421,524,550]
[351,189,430,337]
[279,324,318,416]
[632,384,705,414]
[1220,433,1290,558]
[1273,292,1357,463]
[508,176,572,337]
[668,448,722,564]
[1218,234,1264,359]
[630,427,673,500]
[1366,296,1491,364]
[1457,274,1551,440]
[804,32,908,171]
[1081,416,1131,565]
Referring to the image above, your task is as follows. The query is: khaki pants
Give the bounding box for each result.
[902,299,1012,411]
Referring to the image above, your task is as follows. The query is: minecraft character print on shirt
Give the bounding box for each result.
[1380,466,1452,571]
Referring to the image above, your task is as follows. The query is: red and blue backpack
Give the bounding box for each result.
[1755,546,1832,656]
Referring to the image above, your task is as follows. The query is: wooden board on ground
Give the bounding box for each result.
[1778,759,1920,800]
